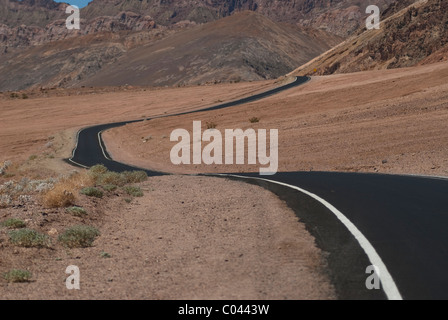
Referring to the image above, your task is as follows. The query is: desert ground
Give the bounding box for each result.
[0,174,335,299]
[103,61,448,177]
[1,61,447,299]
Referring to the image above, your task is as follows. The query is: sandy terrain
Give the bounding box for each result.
[0,78,284,175]
[103,62,448,177]
[0,175,335,300]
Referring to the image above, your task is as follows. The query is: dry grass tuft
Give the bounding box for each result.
[42,171,94,208]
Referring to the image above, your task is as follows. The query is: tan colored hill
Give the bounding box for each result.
[291,0,448,76]
[0,11,341,91]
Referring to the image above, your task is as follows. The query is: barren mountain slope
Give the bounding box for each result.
[1,0,396,38]
[81,0,395,37]
[292,0,448,76]
[79,11,341,87]
[0,28,174,91]
[0,0,66,28]
[0,11,341,90]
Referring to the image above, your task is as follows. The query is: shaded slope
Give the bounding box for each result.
[0,30,164,91]
[79,11,341,87]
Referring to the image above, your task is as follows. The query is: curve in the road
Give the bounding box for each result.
[66,75,448,300]
[68,76,309,171]
[220,174,402,300]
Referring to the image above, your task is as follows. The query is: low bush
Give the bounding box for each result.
[80,187,103,198]
[3,269,32,283]
[42,172,93,208]
[122,171,148,184]
[1,218,26,229]
[58,225,100,248]
[9,229,51,248]
[88,164,108,182]
[98,172,127,187]
[102,184,118,192]
[123,186,143,197]
[66,206,87,217]
[42,184,76,208]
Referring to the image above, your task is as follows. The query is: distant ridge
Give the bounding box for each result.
[0,11,341,90]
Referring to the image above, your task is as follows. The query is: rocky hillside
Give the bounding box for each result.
[0,0,399,56]
[292,0,448,76]
[0,11,158,55]
[81,0,395,37]
[0,0,66,28]
[78,11,341,88]
[0,11,341,91]
[1,0,395,37]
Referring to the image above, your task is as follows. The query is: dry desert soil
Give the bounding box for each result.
[104,62,448,177]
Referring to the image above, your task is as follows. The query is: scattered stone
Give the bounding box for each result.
[48,228,58,236]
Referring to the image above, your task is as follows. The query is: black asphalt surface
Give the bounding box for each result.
[67,75,448,300]
[234,172,448,300]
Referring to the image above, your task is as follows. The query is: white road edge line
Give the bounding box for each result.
[68,128,90,169]
[98,130,112,161]
[219,173,403,300]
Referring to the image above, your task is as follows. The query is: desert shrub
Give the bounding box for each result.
[3,269,32,283]
[28,155,37,161]
[100,251,111,258]
[41,172,93,208]
[98,172,127,187]
[249,117,260,123]
[123,186,143,197]
[80,187,103,198]
[1,218,26,229]
[68,171,95,189]
[9,229,51,248]
[102,184,118,192]
[0,194,12,208]
[22,93,28,99]
[87,165,146,187]
[58,225,100,248]
[121,171,148,184]
[89,164,108,175]
[42,184,75,208]
[66,206,87,217]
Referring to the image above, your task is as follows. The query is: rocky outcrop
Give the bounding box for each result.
[0,11,156,54]
[0,11,339,91]
[292,0,448,76]
[0,0,67,27]
[81,0,395,37]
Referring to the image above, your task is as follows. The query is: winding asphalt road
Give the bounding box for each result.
[67,76,448,300]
